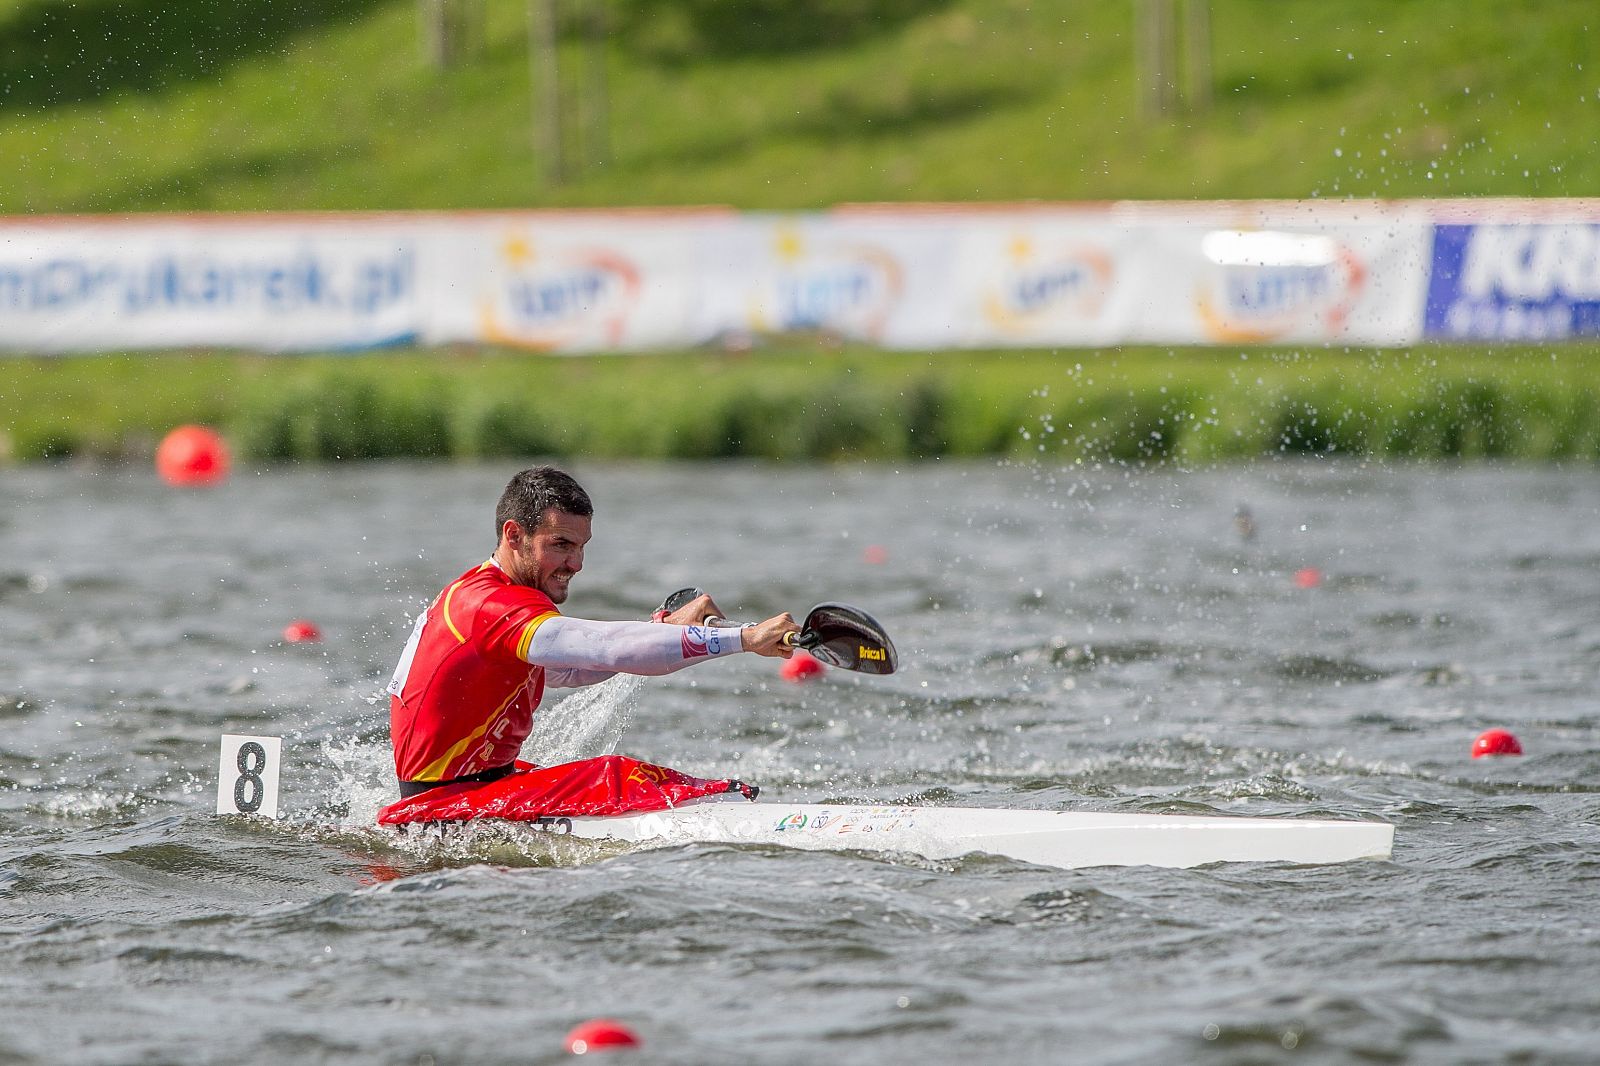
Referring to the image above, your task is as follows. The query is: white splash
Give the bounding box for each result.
[322,735,397,828]
[523,673,646,766]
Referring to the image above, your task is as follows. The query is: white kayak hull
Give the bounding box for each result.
[514,800,1394,871]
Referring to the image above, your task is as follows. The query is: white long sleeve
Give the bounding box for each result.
[544,666,622,689]
[524,616,743,677]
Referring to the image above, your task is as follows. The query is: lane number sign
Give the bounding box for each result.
[216,734,282,818]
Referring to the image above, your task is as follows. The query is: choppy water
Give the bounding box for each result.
[3,459,1599,1065]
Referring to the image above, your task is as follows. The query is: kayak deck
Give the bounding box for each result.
[509,800,1395,871]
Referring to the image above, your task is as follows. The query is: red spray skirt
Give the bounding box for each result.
[376,755,757,825]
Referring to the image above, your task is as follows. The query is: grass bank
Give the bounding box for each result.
[7,345,1600,465]
[2,0,1595,213]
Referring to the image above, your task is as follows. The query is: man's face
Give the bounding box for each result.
[504,509,591,603]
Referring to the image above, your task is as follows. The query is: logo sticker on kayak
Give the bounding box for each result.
[858,645,886,661]
[772,809,909,835]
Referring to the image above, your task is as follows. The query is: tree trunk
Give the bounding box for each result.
[528,0,563,184]
[420,0,484,69]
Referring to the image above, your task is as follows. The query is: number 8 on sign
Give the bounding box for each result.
[217,735,282,818]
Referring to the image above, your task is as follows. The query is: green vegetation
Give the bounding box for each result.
[4,2,1597,465]
[0,0,1595,212]
[8,345,1600,464]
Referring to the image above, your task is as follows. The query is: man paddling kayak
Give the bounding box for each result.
[384,466,798,799]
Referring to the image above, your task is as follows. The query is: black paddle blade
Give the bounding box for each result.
[795,602,898,675]
[659,587,704,614]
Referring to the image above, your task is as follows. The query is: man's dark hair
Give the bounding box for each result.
[495,466,593,543]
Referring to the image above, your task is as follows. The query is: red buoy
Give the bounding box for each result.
[1472,728,1522,758]
[156,425,231,487]
[863,544,889,565]
[564,1019,640,1055]
[780,649,825,683]
[282,619,323,644]
[1294,567,1323,589]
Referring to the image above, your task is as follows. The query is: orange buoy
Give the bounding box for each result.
[1471,728,1522,758]
[863,544,889,565]
[156,425,231,487]
[1294,567,1323,589]
[564,1019,640,1055]
[780,649,825,683]
[282,620,323,644]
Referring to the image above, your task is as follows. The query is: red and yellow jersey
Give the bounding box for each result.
[387,561,559,784]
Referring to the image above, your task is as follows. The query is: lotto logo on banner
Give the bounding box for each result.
[1425,224,1600,340]
[748,226,903,341]
[980,235,1114,336]
[433,219,711,351]
[476,231,643,350]
[1193,230,1368,343]
[943,219,1135,346]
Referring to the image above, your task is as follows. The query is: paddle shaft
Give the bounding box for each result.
[703,614,808,650]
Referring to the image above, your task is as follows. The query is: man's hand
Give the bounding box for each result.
[657,594,799,657]
[741,613,801,658]
[659,592,726,627]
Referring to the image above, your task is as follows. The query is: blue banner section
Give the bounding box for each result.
[1426,224,1600,340]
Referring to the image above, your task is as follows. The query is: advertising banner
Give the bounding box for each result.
[1425,224,1600,340]
[746,204,1433,349]
[0,220,421,352]
[6,201,1596,354]
[1124,204,1431,346]
[423,213,729,352]
[942,213,1137,347]
[694,213,961,348]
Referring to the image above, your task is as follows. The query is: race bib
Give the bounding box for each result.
[385,610,428,697]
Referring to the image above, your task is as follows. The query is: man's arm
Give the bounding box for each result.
[526,613,798,679]
[525,616,742,676]
[544,665,622,689]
